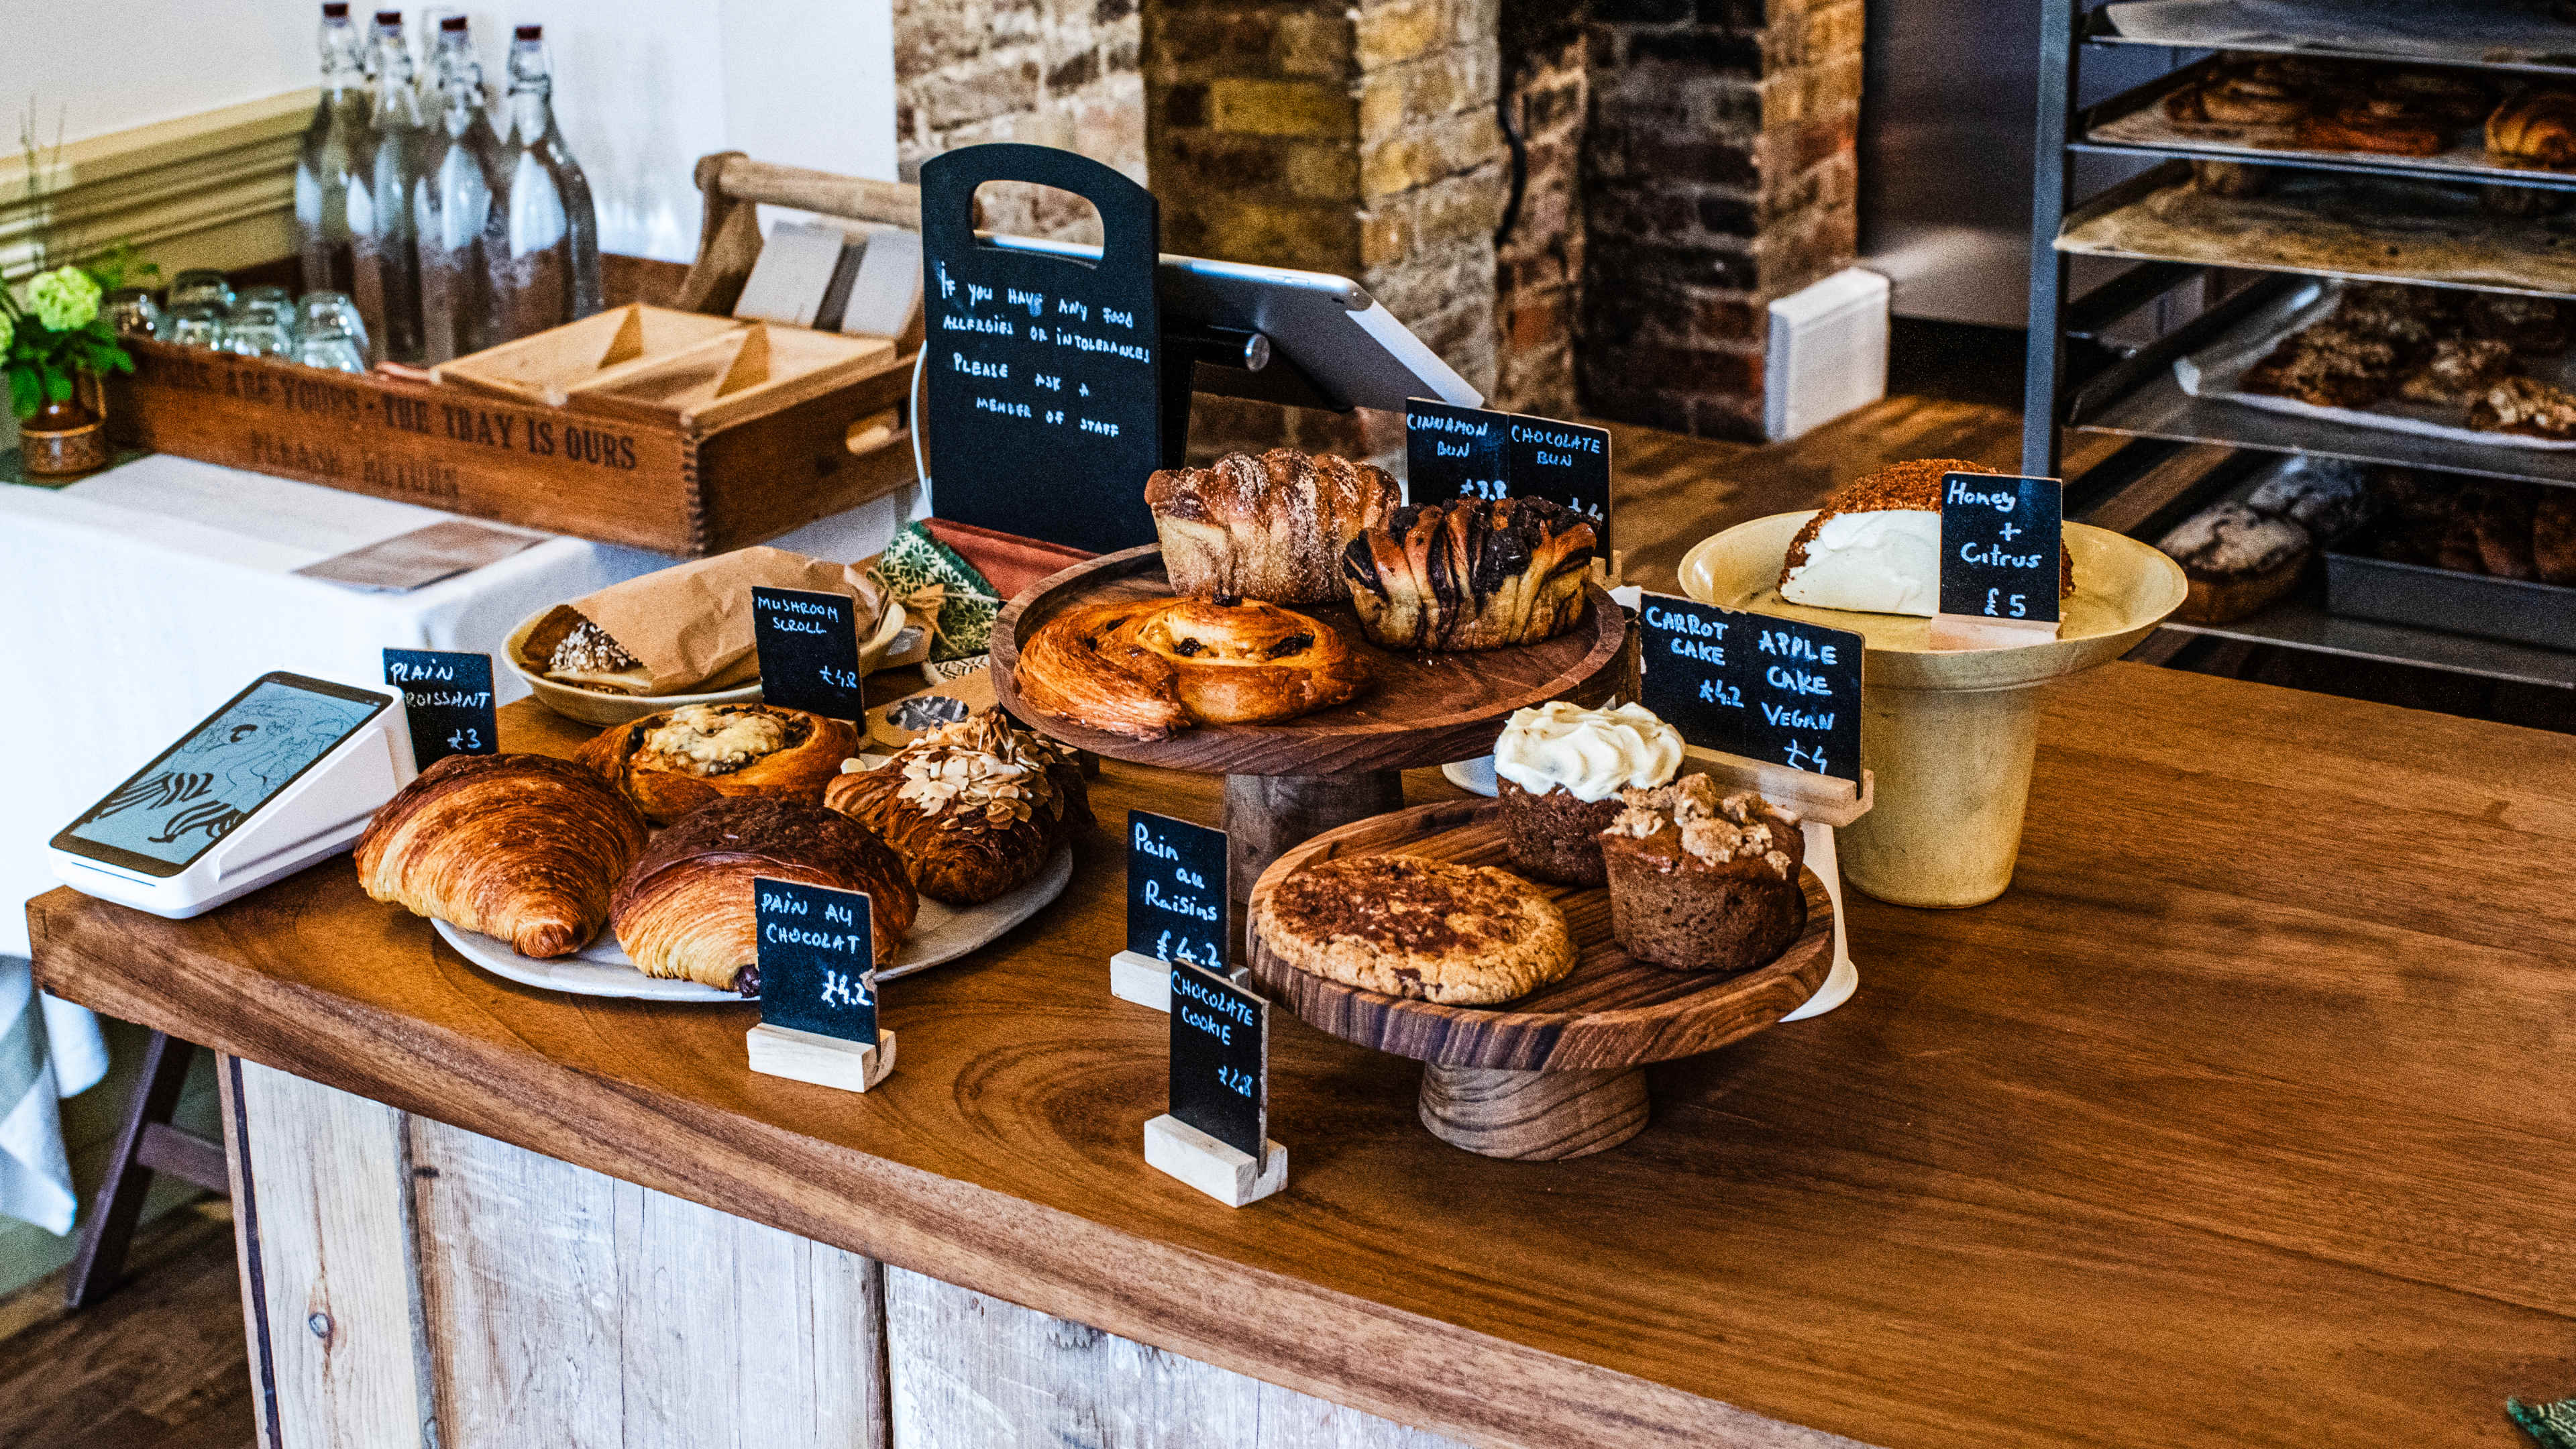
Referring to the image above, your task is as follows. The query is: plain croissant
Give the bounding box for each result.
[356,753,650,958]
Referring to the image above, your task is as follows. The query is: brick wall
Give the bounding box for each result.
[894,0,1149,242]
[1578,0,1862,440]
[1143,0,1509,464]
[1490,5,1586,418]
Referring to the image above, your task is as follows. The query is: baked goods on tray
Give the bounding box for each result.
[823,710,1089,904]
[356,753,649,958]
[1145,449,1402,606]
[1493,701,1682,886]
[1340,496,1597,651]
[2295,96,2445,157]
[1254,853,1576,1005]
[1777,458,2074,616]
[1597,776,1806,975]
[2243,322,2404,409]
[517,545,888,701]
[609,796,918,994]
[2487,88,2576,170]
[2157,502,2314,625]
[1014,596,1370,740]
[2468,376,2576,438]
[2163,60,2311,125]
[576,704,859,825]
[2397,337,2519,407]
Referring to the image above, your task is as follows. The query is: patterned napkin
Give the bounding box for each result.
[2512,1397,2576,1448]
[867,522,1002,663]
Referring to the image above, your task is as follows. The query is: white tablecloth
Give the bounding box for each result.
[0,453,914,1233]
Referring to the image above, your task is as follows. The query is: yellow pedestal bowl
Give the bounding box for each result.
[1679,512,2186,908]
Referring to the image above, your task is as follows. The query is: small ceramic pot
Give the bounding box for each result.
[19,398,110,477]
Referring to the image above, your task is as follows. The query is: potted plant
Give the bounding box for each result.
[4,252,144,477]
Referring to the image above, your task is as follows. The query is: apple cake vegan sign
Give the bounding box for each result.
[1636,592,1863,782]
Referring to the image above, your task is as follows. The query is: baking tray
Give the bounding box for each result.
[2324,546,2576,649]
[2088,0,2576,77]
[2057,164,2576,299]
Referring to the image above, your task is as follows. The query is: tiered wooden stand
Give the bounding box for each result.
[1245,798,1835,1159]
[991,545,1630,922]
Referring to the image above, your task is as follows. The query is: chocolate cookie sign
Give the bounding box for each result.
[1937,472,2063,629]
[1635,591,1862,782]
[1405,399,1612,545]
[919,144,1163,554]
[751,586,866,719]
[753,877,877,1046]
[1126,809,1226,971]
[381,649,495,768]
[1169,960,1267,1159]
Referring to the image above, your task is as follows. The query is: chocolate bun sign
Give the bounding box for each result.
[1404,399,1611,546]
[919,144,1163,555]
[1635,591,1863,782]
[1938,472,2063,625]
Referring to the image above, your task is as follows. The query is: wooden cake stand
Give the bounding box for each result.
[1244,798,1835,1160]
[991,545,1629,911]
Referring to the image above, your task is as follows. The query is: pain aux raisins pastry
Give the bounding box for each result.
[1597,775,1806,974]
[1254,853,1576,1005]
[1492,700,1682,886]
[1013,596,1369,740]
[576,703,858,825]
[1340,496,1597,651]
[823,710,1089,904]
[1778,458,2076,617]
[1145,448,1403,605]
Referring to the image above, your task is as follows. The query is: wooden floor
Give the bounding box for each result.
[0,1203,254,1449]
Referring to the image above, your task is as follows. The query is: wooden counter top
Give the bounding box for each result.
[30,667,2576,1449]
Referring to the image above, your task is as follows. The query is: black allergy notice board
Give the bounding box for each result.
[920,143,1162,556]
[1636,592,1863,782]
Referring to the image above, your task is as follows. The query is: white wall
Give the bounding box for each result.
[0,0,898,263]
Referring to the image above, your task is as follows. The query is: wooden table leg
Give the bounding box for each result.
[1417,1064,1650,1161]
[1222,769,1405,923]
[66,1030,229,1309]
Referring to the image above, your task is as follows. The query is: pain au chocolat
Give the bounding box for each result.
[1144,448,1403,606]
[1340,496,1597,651]
[610,796,916,994]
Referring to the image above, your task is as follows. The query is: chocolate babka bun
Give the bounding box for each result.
[1340,496,1597,651]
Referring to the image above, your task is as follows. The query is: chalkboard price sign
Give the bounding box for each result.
[750,586,865,719]
[919,144,1163,555]
[753,876,877,1046]
[1937,472,2063,625]
[1126,810,1226,971]
[381,649,496,768]
[1635,591,1862,782]
[1169,960,1267,1159]
[1405,399,1611,544]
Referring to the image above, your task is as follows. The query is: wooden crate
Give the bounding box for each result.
[102,155,928,559]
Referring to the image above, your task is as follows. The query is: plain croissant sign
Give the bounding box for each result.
[381,649,495,769]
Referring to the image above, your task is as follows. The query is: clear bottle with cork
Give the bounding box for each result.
[417,13,502,361]
[490,24,603,340]
[356,8,429,362]
[293,1,375,299]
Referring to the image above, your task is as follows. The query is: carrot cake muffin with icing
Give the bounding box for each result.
[1493,700,1682,885]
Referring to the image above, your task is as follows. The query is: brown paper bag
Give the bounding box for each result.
[519,546,889,696]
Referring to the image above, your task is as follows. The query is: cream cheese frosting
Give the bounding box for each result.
[1778,509,1943,616]
[1493,700,1682,802]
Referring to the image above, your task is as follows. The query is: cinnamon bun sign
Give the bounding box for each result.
[919,144,1164,554]
[1404,398,1613,548]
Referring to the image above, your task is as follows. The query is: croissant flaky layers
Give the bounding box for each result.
[356,753,651,959]
[1015,596,1370,740]
[610,796,918,992]
[1145,449,1403,605]
[1341,497,1596,651]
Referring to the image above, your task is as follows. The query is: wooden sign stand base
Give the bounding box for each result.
[746,1024,897,1093]
[1110,953,1254,1012]
[1144,1114,1286,1208]
[1680,745,1871,1021]
[1927,612,2062,652]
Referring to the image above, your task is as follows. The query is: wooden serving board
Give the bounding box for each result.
[1244,797,1834,1074]
[989,545,1629,777]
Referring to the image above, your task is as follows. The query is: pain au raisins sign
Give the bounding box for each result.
[918,144,1163,555]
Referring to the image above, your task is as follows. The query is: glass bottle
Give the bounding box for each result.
[356,9,428,362]
[416,15,502,361]
[489,24,603,340]
[293,2,374,299]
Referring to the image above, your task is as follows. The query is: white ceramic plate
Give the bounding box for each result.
[431,845,1074,1000]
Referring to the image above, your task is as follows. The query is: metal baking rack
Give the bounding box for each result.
[2027,0,2576,690]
